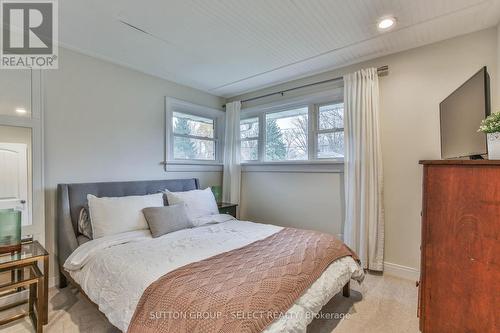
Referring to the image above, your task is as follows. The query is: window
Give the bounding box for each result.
[172,112,216,160]
[316,103,344,159]
[240,117,259,161]
[240,101,344,163]
[266,107,308,161]
[166,98,224,164]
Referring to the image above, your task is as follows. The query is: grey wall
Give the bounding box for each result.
[240,172,344,238]
[230,28,499,271]
[44,48,224,282]
[0,70,31,117]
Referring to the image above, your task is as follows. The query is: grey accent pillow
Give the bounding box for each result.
[78,207,93,239]
[143,204,192,238]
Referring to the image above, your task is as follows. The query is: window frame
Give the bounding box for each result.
[313,101,345,160]
[239,117,260,162]
[165,97,225,166]
[264,105,310,162]
[239,97,344,164]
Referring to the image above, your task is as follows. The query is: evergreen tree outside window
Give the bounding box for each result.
[172,112,216,160]
[173,116,197,159]
[265,119,287,160]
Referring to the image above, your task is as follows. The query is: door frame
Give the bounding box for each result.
[0,142,29,224]
[0,69,45,245]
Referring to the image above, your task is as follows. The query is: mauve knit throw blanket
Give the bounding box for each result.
[128,227,359,333]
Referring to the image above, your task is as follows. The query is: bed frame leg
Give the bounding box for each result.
[342,281,350,297]
[59,270,68,289]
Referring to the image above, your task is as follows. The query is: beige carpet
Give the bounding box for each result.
[1,273,419,333]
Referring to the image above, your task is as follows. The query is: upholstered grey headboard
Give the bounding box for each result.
[56,178,199,287]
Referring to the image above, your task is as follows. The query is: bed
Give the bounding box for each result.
[57,178,364,333]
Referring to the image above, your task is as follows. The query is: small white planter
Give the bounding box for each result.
[487,132,500,159]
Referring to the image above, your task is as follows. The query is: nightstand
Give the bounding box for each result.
[0,241,48,332]
[217,202,238,218]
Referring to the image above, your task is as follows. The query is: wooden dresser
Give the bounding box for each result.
[419,160,500,333]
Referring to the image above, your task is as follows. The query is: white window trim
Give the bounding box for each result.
[239,89,344,167]
[164,97,225,170]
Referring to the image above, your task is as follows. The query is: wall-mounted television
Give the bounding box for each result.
[440,67,491,159]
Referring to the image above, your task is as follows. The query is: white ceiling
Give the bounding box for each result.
[59,0,500,98]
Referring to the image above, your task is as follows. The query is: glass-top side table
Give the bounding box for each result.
[0,264,43,332]
[0,241,48,329]
[0,241,48,267]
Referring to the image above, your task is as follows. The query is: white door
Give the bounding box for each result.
[0,143,29,225]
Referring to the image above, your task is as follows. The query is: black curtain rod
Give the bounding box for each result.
[224,65,388,107]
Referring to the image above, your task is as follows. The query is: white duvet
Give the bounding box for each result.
[65,215,364,332]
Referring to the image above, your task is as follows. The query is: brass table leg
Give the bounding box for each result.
[18,268,24,292]
[42,256,48,325]
[37,277,43,333]
[29,283,35,316]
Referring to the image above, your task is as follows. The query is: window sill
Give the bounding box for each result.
[162,160,344,173]
[241,160,344,173]
[163,161,223,172]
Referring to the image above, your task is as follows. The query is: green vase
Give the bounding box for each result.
[0,209,22,253]
[211,186,222,203]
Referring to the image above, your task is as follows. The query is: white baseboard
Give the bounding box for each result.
[384,261,420,281]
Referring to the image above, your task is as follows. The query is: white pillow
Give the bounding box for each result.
[87,193,164,239]
[164,188,218,223]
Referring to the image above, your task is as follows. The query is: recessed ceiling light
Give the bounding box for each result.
[378,17,396,31]
[15,108,27,114]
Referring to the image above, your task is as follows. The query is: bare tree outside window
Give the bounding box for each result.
[240,117,259,161]
[317,103,344,158]
[266,108,308,161]
[286,115,308,158]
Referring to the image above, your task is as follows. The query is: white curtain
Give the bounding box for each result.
[343,68,385,271]
[222,101,242,205]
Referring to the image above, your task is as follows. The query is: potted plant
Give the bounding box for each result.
[479,112,500,159]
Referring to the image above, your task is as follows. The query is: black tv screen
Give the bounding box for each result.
[440,67,491,159]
